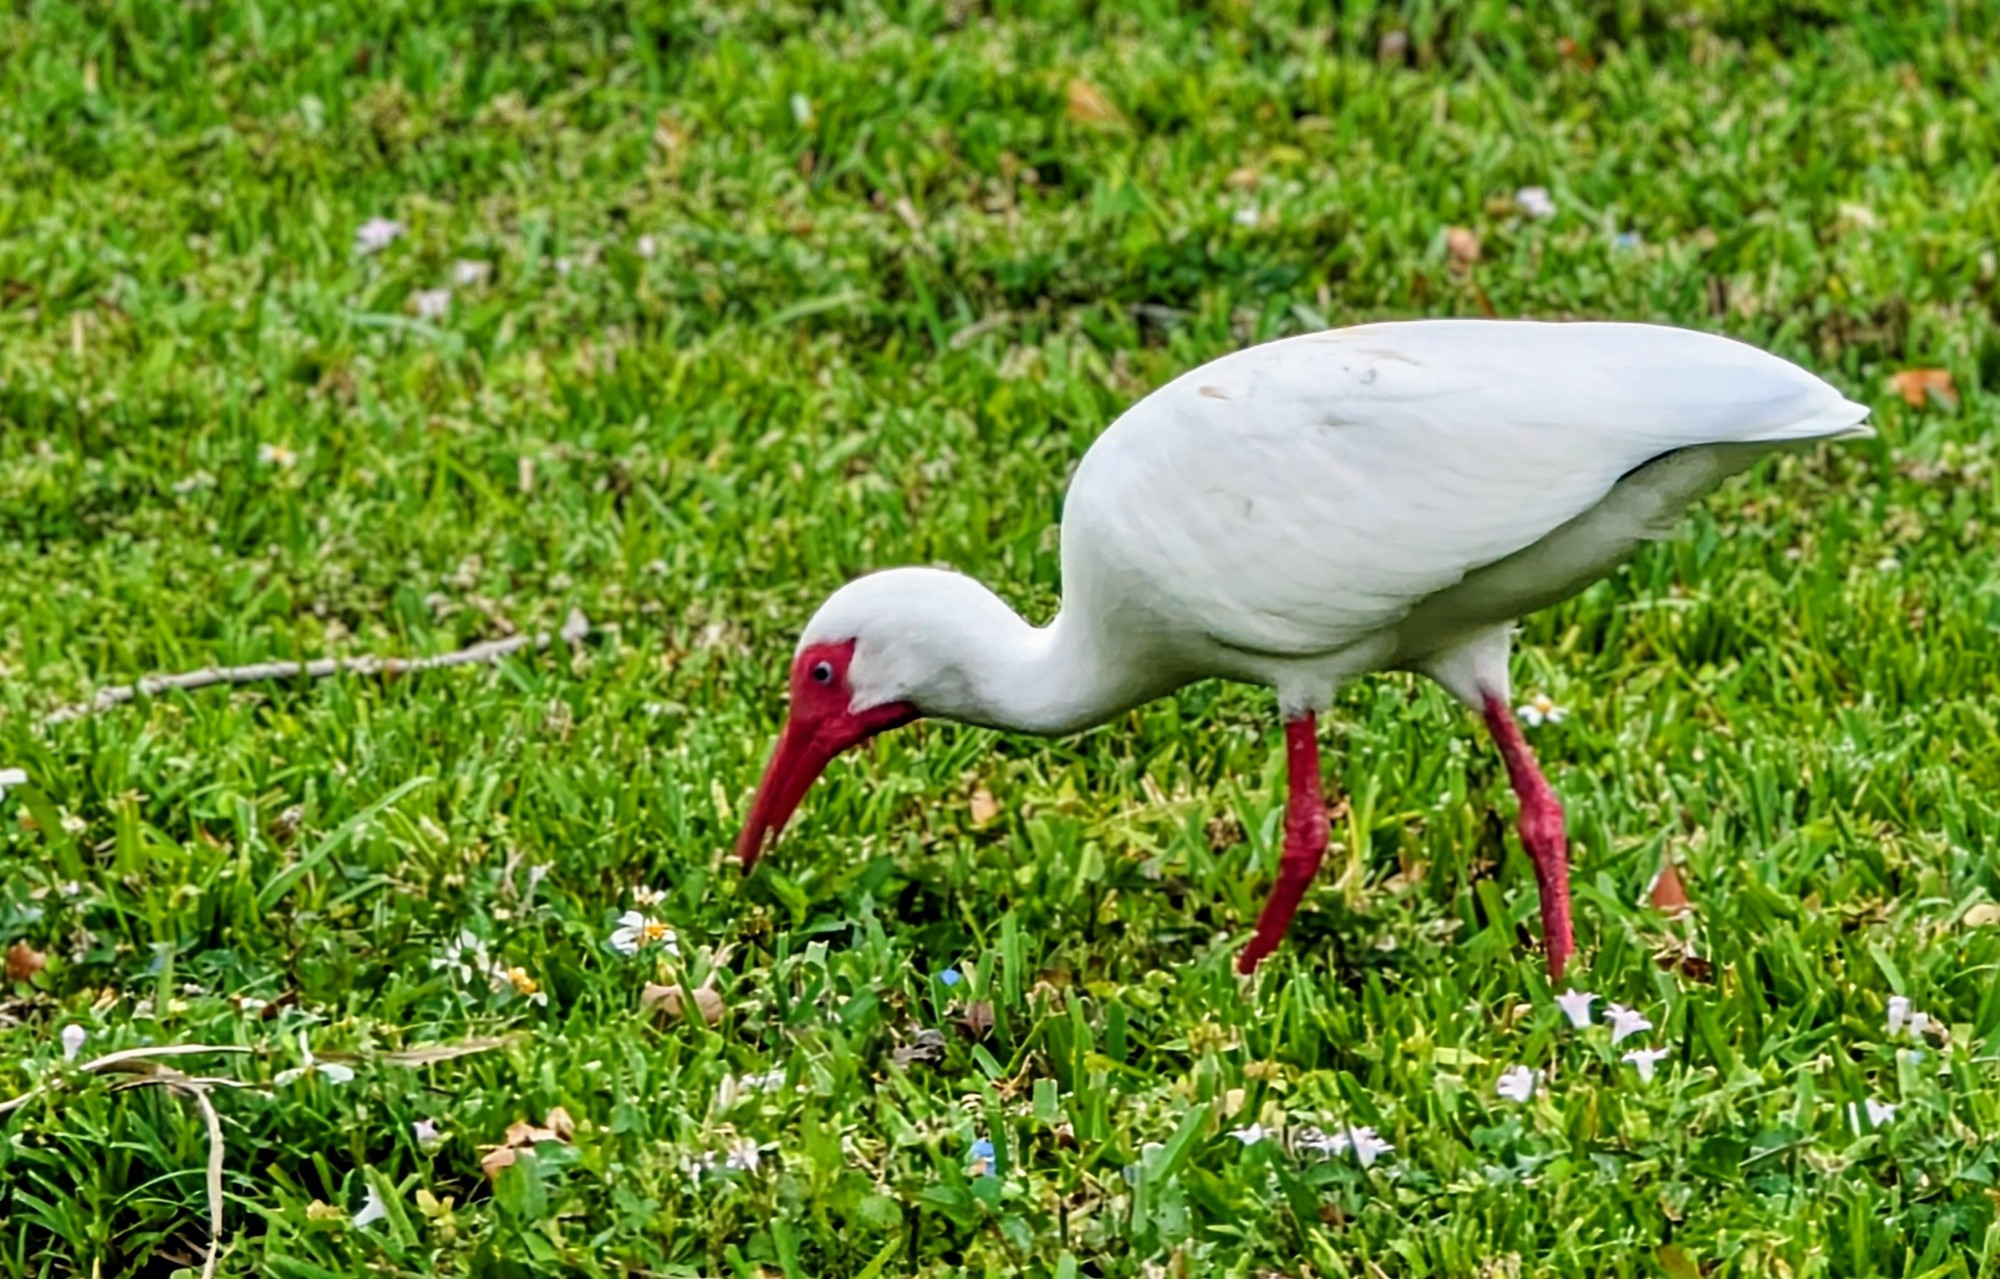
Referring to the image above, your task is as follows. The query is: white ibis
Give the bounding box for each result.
[737,320,1870,978]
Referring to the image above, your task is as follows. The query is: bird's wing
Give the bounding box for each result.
[1061,320,1868,658]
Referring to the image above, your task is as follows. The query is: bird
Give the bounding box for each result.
[735,319,1871,979]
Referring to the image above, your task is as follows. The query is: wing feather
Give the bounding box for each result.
[1061,320,1867,659]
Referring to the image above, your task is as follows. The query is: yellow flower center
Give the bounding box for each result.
[505,966,540,996]
[642,920,672,943]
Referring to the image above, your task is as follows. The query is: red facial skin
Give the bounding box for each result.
[736,640,920,872]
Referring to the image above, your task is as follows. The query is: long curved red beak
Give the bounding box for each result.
[736,718,838,873]
[736,701,920,873]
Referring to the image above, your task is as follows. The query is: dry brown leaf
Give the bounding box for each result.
[1065,78,1123,126]
[1225,167,1259,189]
[543,1106,575,1142]
[1963,902,2000,928]
[5,941,46,983]
[480,1146,518,1180]
[1887,368,1958,409]
[1446,226,1480,267]
[503,1119,555,1147]
[642,981,726,1026]
[1648,862,1693,918]
[955,1000,996,1039]
[892,1028,949,1068]
[969,787,1000,828]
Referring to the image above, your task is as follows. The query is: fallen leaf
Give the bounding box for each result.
[1887,368,1958,409]
[1065,78,1123,126]
[1225,166,1259,189]
[642,981,726,1026]
[1963,902,2000,928]
[480,1146,518,1180]
[955,1000,996,1039]
[892,1028,948,1067]
[543,1106,575,1142]
[1445,226,1480,267]
[969,787,1000,828]
[5,941,46,982]
[503,1119,557,1147]
[1648,861,1693,918]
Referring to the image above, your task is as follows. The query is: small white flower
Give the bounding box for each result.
[412,1118,443,1150]
[170,471,216,494]
[61,1024,87,1062]
[1292,1124,1393,1168]
[1515,186,1557,220]
[0,768,26,800]
[608,910,678,956]
[352,1179,390,1229]
[1496,1065,1537,1104]
[355,217,405,254]
[553,256,574,277]
[257,442,298,469]
[1622,1047,1670,1082]
[452,259,491,286]
[740,1069,786,1092]
[1876,556,1902,573]
[411,288,451,320]
[1517,693,1567,727]
[273,1030,355,1087]
[1555,990,1597,1029]
[723,1139,761,1172]
[1228,1123,1267,1144]
[1850,1099,1897,1129]
[636,234,658,259]
[1233,205,1261,228]
[1884,994,1934,1041]
[431,930,493,985]
[630,884,667,908]
[1604,1003,1653,1045]
[683,1150,720,1184]
[789,93,814,127]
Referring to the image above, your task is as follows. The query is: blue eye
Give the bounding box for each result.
[810,661,835,685]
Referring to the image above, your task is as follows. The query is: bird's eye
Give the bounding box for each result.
[810,660,835,686]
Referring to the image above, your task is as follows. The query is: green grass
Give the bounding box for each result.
[3,1,1999,1274]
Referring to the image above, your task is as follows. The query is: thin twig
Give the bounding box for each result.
[45,608,592,724]
[0,1043,253,1115]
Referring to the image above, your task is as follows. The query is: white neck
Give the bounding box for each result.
[945,605,1164,735]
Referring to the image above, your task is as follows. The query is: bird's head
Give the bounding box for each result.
[736,568,1011,871]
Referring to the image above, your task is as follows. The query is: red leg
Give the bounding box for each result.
[1237,714,1329,974]
[1481,695,1574,979]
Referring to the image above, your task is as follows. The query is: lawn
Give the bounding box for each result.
[2,1,1998,1275]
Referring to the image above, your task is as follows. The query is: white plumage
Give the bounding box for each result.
[744,319,1871,977]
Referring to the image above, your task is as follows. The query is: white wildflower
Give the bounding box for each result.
[431,930,494,985]
[354,217,405,254]
[1517,693,1567,726]
[1555,990,1597,1029]
[170,471,216,494]
[352,1179,389,1229]
[608,910,678,956]
[1850,1099,1897,1129]
[1604,1003,1653,1044]
[1622,1047,1670,1082]
[723,1139,761,1172]
[61,1024,87,1062]
[412,1118,443,1150]
[1515,186,1557,219]
[411,288,451,320]
[630,884,667,908]
[0,768,26,800]
[1293,1124,1393,1168]
[1496,1065,1537,1104]
[257,443,298,468]
[1228,1123,1267,1145]
[273,1030,355,1087]
[1233,205,1261,228]
[452,259,491,286]
[636,234,658,258]
[496,965,548,1007]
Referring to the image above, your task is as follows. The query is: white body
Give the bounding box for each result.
[805,320,1869,734]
